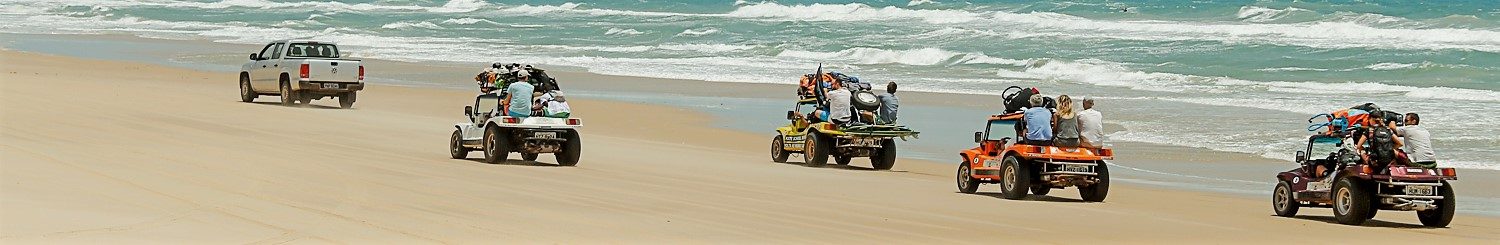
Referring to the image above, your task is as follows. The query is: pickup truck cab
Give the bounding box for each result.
[239,40,364,108]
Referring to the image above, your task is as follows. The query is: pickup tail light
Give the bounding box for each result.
[357,65,365,81]
[566,118,581,125]
[503,117,519,124]
[299,63,310,79]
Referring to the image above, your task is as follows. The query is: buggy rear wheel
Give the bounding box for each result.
[802,133,829,167]
[870,139,896,170]
[1418,180,1455,227]
[555,130,581,166]
[1079,162,1110,202]
[1332,177,1372,225]
[999,156,1029,200]
[1030,185,1052,196]
[483,127,510,164]
[521,152,539,161]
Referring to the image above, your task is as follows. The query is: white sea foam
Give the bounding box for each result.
[604,27,644,36]
[1365,62,1416,70]
[1235,6,1312,22]
[676,28,719,36]
[440,18,497,25]
[777,47,1028,66]
[725,2,982,24]
[380,21,444,30]
[907,0,936,7]
[1014,59,1500,102]
[1256,67,1330,72]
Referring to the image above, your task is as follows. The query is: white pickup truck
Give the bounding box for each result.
[238,40,364,108]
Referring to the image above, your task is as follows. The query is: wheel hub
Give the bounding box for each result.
[958,165,971,189]
[1275,186,1289,210]
[1335,188,1351,214]
[1003,165,1016,190]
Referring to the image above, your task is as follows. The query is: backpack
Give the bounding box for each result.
[1368,126,1396,163]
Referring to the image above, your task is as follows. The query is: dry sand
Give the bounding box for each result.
[4,50,1499,243]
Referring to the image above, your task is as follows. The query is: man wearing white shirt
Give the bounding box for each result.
[1077,97,1104,148]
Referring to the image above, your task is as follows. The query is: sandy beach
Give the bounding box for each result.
[5,49,1500,243]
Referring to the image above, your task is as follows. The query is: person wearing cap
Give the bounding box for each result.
[533,91,571,118]
[1077,97,1104,148]
[505,70,536,118]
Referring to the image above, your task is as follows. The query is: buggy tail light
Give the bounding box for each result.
[1358,165,1373,175]
[566,118,581,125]
[503,117,519,124]
[299,63,310,79]
[1097,148,1113,156]
[1440,168,1456,177]
[358,65,365,81]
[824,124,835,130]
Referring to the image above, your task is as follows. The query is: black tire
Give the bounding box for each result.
[852,91,880,111]
[1418,180,1455,228]
[870,139,896,170]
[339,92,357,109]
[1031,185,1052,196]
[1332,177,1372,225]
[1079,162,1110,202]
[956,161,979,194]
[770,135,790,163]
[835,155,851,165]
[483,127,510,164]
[239,74,256,102]
[999,156,1030,200]
[555,130,581,166]
[297,95,312,105]
[278,77,298,106]
[521,152,539,161]
[802,132,829,167]
[449,130,468,159]
[1273,180,1300,217]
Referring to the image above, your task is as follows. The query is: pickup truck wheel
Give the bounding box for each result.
[339,92,357,109]
[279,79,298,106]
[870,139,897,170]
[770,135,790,163]
[239,74,256,102]
[449,130,468,159]
[1332,177,1372,225]
[521,153,538,161]
[483,127,510,164]
[1273,180,1300,217]
[1417,180,1455,227]
[802,133,829,167]
[1079,162,1110,202]
[999,156,1030,200]
[957,161,979,194]
[554,130,581,166]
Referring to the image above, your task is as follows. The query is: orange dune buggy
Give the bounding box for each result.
[956,113,1115,201]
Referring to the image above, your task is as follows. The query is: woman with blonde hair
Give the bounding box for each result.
[1053,95,1083,147]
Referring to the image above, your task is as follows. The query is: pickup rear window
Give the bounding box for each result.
[285,43,339,58]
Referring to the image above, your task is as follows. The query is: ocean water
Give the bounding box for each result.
[2,0,1497,170]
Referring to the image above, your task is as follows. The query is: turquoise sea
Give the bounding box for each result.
[2,0,1497,170]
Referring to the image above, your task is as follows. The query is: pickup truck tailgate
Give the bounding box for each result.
[304,59,361,83]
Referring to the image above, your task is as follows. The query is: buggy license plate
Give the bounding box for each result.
[1403,186,1435,196]
[534,132,558,139]
[322,83,340,89]
[1062,165,1092,173]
